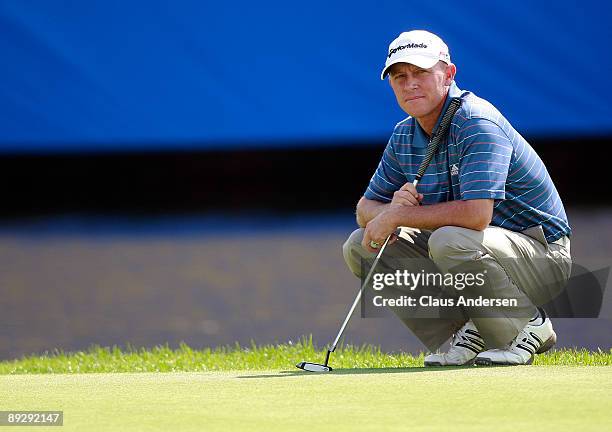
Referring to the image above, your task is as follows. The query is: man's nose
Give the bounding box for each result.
[403,76,418,90]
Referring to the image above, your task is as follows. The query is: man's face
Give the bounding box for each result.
[388,61,455,119]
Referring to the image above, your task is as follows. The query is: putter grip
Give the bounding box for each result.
[414,98,462,182]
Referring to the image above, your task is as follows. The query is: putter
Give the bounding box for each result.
[296,98,462,372]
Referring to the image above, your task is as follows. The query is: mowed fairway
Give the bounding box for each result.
[2,366,611,431]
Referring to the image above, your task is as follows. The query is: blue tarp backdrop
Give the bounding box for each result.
[0,0,610,153]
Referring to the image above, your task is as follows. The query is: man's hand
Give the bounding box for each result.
[390,183,423,208]
[362,210,400,253]
[361,182,423,252]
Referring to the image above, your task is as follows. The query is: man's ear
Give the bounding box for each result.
[445,63,457,85]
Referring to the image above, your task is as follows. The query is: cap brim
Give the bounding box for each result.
[380,55,440,80]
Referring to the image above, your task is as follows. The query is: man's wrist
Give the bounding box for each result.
[384,205,406,228]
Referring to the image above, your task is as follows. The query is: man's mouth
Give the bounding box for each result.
[405,96,425,101]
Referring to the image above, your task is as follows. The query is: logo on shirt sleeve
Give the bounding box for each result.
[450,163,459,177]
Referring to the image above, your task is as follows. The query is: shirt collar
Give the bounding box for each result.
[431,81,462,136]
[412,81,462,147]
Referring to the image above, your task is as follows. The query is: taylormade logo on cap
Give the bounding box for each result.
[381,30,451,80]
[388,43,428,58]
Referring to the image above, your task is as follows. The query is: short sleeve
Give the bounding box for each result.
[363,138,406,202]
[456,119,513,200]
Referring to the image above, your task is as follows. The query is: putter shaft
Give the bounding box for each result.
[325,178,421,364]
[317,99,462,369]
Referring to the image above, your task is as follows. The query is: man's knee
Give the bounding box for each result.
[342,228,365,262]
[427,226,484,261]
[342,228,366,277]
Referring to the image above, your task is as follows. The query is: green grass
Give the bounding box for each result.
[1,337,611,374]
[1,339,611,431]
[2,366,611,431]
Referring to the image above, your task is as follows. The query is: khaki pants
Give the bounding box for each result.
[342,225,572,350]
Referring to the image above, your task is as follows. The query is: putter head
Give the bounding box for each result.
[295,361,333,372]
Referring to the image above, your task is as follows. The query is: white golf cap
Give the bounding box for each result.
[381,30,451,80]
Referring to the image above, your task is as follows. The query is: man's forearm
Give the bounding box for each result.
[355,197,389,228]
[386,199,493,231]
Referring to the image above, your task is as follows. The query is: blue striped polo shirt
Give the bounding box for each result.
[364,81,571,243]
